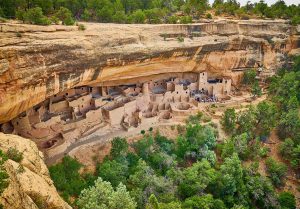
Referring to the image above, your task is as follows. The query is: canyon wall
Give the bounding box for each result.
[0,20,299,123]
[0,133,71,209]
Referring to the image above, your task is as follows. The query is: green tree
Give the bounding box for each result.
[253,0,268,16]
[255,101,277,136]
[97,159,128,187]
[178,160,216,199]
[278,192,296,209]
[183,194,226,209]
[217,153,247,207]
[49,156,86,197]
[279,138,294,160]
[236,106,256,137]
[265,157,287,187]
[110,137,129,159]
[242,69,256,85]
[77,177,136,209]
[128,9,146,23]
[112,11,128,23]
[23,7,51,25]
[277,109,300,141]
[128,160,175,208]
[54,7,75,25]
[221,108,236,134]
[251,81,262,97]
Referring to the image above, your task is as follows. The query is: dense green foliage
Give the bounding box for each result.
[50,123,293,208]
[267,56,300,174]
[49,156,96,201]
[1,0,300,25]
[213,0,300,24]
[77,177,136,209]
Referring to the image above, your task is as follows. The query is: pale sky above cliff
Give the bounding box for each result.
[208,0,300,6]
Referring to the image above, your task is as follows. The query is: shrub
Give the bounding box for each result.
[6,147,23,162]
[17,164,25,174]
[240,14,250,20]
[50,16,60,24]
[54,7,74,25]
[278,192,296,209]
[167,16,178,24]
[265,157,287,187]
[243,69,257,85]
[291,16,300,26]
[78,24,86,31]
[177,36,184,42]
[251,81,262,97]
[30,194,47,209]
[128,10,145,24]
[149,127,153,132]
[0,150,9,195]
[206,13,212,19]
[110,137,128,159]
[141,130,145,134]
[180,16,192,24]
[221,108,236,134]
[81,9,91,21]
[16,32,22,38]
[23,7,51,25]
[112,11,127,23]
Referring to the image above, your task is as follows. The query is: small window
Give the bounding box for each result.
[225,80,227,83]
[82,98,84,101]
[54,95,57,97]
[82,87,84,90]
[90,102,92,105]
[66,93,68,96]
[186,91,188,94]
[16,122,19,125]
[177,92,178,94]
[203,73,204,75]
[82,105,83,108]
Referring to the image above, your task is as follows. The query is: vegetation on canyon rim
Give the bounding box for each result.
[0,0,300,25]
[46,56,300,209]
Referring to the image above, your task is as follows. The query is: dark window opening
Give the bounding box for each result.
[16,122,19,125]
[66,93,68,96]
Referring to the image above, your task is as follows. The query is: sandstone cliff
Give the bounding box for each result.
[0,20,299,123]
[0,133,71,209]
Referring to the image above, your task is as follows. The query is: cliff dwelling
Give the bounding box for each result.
[0,71,233,155]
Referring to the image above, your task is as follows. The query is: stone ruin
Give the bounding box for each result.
[0,72,232,153]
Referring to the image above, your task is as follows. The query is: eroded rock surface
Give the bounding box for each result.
[0,133,71,209]
[0,20,299,123]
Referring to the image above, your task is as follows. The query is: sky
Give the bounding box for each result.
[208,0,300,6]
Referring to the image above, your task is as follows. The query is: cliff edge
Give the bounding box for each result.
[0,133,71,209]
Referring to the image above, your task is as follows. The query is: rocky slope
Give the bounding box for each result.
[0,133,71,209]
[0,20,299,123]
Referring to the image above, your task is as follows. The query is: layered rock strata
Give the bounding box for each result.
[0,20,299,123]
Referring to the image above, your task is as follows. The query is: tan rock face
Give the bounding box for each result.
[0,133,71,209]
[0,20,299,123]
